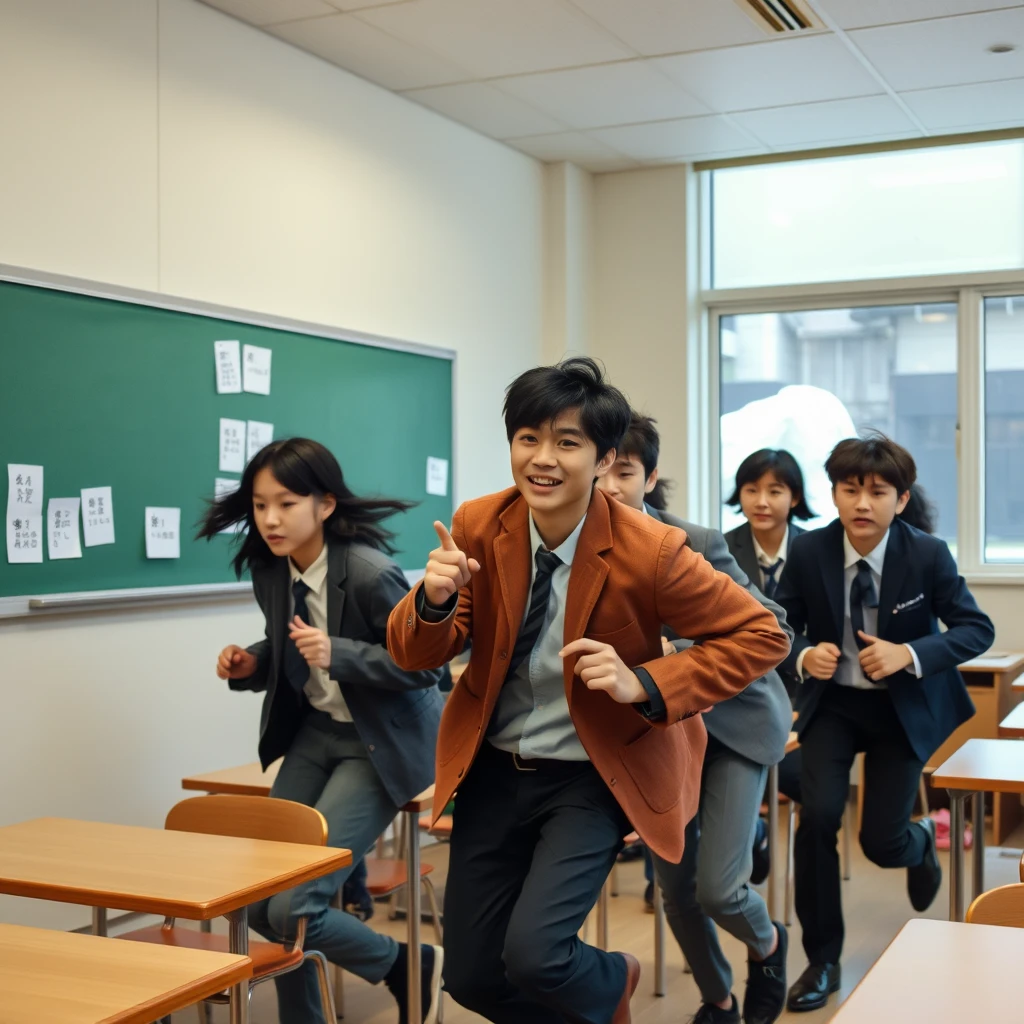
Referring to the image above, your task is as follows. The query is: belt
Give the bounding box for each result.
[487,744,590,774]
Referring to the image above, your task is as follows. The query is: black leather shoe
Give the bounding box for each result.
[908,816,942,912]
[692,995,740,1023]
[743,921,787,1024]
[786,962,840,1012]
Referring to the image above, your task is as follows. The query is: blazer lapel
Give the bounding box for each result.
[733,522,762,586]
[494,497,532,654]
[563,490,613,706]
[267,559,290,672]
[877,523,909,639]
[819,520,846,642]
[326,541,348,637]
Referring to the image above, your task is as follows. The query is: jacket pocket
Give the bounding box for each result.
[587,618,645,652]
[391,689,437,728]
[618,725,689,814]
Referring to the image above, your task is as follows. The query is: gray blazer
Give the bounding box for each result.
[232,539,445,807]
[724,520,806,594]
[647,506,793,767]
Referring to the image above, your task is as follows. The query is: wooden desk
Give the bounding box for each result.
[927,652,1024,843]
[0,923,251,1024]
[0,818,348,1024]
[931,738,1024,921]
[830,918,1023,1021]
[998,702,1024,738]
[181,765,435,1024]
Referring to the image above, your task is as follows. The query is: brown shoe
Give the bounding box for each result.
[611,952,640,1023]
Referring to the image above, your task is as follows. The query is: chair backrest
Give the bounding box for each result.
[966,882,1024,928]
[1019,850,1023,884]
[165,794,328,846]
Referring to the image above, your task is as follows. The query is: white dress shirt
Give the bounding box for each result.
[488,513,588,761]
[796,529,923,688]
[752,525,789,593]
[289,544,353,722]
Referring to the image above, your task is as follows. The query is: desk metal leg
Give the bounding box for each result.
[406,809,423,1024]
[948,791,968,921]
[596,880,610,951]
[972,790,986,904]
[91,908,107,936]
[227,907,250,1024]
[766,763,779,919]
[653,877,666,997]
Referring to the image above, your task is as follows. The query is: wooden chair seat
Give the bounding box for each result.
[419,815,453,838]
[967,882,1024,927]
[122,925,304,980]
[623,831,639,844]
[365,856,435,896]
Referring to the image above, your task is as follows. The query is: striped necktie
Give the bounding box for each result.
[506,549,562,678]
[850,559,879,650]
[761,558,783,599]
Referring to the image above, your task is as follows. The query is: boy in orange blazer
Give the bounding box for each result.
[388,358,788,1024]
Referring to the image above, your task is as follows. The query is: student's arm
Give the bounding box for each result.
[387,506,473,671]
[331,560,449,692]
[229,581,272,693]
[906,542,995,675]
[640,530,790,724]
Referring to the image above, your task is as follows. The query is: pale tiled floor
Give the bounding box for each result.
[172,818,1024,1024]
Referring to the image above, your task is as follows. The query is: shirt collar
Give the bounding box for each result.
[843,528,889,575]
[289,542,329,592]
[529,513,585,567]
[752,524,789,567]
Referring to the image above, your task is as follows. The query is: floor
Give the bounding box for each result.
[174,818,1024,1024]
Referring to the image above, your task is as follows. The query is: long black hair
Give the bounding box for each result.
[197,437,414,577]
[726,448,815,521]
[899,483,937,535]
[618,412,674,511]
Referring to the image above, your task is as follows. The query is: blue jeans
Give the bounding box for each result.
[250,716,401,1024]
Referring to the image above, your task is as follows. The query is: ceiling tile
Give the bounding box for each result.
[654,34,883,113]
[817,0,1022,31]
[200,0,338,26]
[507,131,638,171]
[494,61,707,131]
[356,0,634,78]
[590,115,764,161]
[850,7,1024,90]
[734,95,920,147]
[901,77,1024,129]
[404,82,567,138]
[270,12,472,89]
[564,0,768,57]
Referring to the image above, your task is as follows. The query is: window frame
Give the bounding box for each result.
[694,170,1024,582]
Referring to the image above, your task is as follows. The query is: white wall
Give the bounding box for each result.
[0,0,543,928]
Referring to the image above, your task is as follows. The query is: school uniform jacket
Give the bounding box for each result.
[386,486,790,863]
[232,538,447,807]
[648,506,793,768]
[775,517,995,763]
[724,520,806,594]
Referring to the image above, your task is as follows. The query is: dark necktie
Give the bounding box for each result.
[850,559,879,650]
[283,578,312,692]
[506,549,562,678]
[761,558,783,599]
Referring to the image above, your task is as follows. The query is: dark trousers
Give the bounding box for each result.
[795,685,926,965]
[442,741,630,1024]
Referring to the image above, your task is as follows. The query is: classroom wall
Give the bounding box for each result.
[0,0,543,929]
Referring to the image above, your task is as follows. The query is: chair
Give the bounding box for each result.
[1019,850,1023,883]
[120,795,337,1023]
[966,882,1024,927]
[365,854,444,945]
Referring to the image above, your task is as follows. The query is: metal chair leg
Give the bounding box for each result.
[329,888,345,1018]
[919,775,930,817]
[423,875,444,945]
[596,878,610,951]
[610,861,620,897]
[785,800,796,927]
[653,876,666,996]
[307,949,338,1024]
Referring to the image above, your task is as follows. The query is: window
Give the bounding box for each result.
[711,141,1024,289]
[983,296,1024,563]
[719,304,958,549]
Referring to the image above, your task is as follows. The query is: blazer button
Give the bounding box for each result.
[609,777,616,786]
[457,767,464,778]
[499,650,507,660]
[407,614,414,628]
[368,744,375,752]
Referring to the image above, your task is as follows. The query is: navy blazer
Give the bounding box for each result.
[724,520,805,593]
[775,517,994,763]
[232,538,447,807]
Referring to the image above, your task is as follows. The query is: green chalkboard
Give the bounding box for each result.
[0,279,452,598]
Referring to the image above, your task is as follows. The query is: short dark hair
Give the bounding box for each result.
[726,448,815,521]
[503,356,630,461]
[898,483,936,534]
[196,437,414,576]
[825,433,916,495]
[619,412,674,511]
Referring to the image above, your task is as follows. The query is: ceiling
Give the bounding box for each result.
[198,0,1024,171]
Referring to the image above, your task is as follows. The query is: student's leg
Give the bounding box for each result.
[654,816,735,1007]
[777,747,802,804]
[262,721,402,1024]
[500,762,630,1024]
[793,692,860,967]
[442,743,561,1023]
[858,696,927,870]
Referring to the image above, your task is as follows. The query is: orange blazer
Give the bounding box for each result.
[387,487,789,862]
